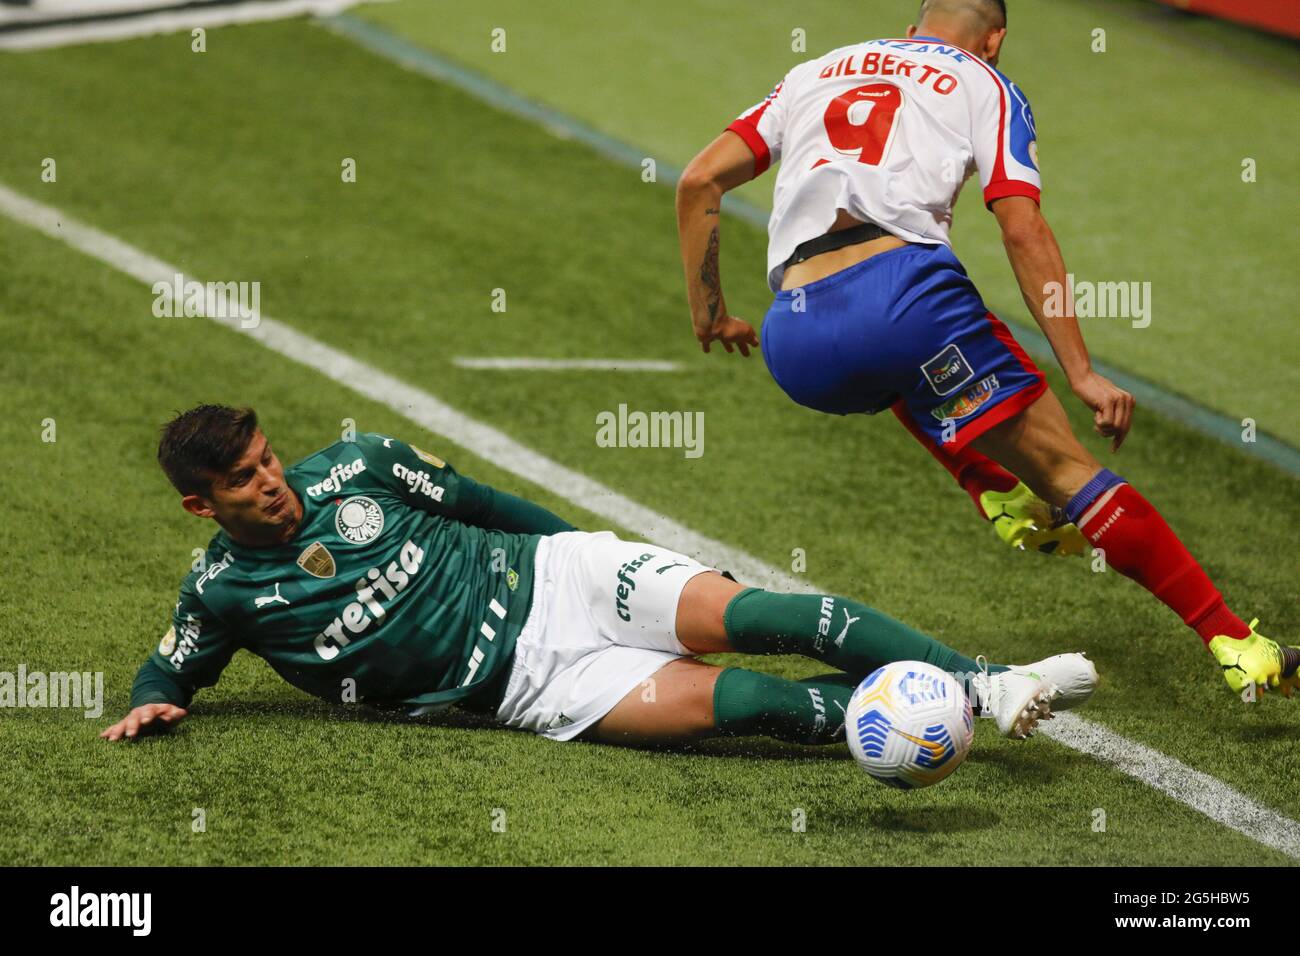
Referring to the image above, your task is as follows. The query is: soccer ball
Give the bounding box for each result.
[846,660,974,790]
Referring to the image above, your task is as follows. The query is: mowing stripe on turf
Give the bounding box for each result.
[0,0,367,51]
[2,181,1297,860]
[319,12,1300,479]
[453,357,683,371]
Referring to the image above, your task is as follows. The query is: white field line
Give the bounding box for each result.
[0,185,798,592]
[453,357,681,372]
[0,0,367,51]
[2,182,1298,861]
[1041,713,1300,858]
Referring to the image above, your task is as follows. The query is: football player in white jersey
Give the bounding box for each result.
[675,0,1294,694]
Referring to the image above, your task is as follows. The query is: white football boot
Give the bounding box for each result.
[971,657,1057,739]
[1008,653,1098,711]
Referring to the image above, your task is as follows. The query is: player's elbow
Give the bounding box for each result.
[676,160,721,203]
[998,209,1050,252]
[993,197,1050,248]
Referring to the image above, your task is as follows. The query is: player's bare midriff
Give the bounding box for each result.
[780,210,909,291]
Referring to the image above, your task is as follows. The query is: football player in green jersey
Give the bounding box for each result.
[103,404,1101,749]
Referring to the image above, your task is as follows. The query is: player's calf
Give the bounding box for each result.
[719,587,987,682]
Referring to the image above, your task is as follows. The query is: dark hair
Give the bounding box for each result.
[158,404,259,496]
[918,0,1006,26]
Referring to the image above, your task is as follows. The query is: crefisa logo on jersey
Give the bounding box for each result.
[335,496,384,544]
[392,463,445,503]
[306,457,366,497]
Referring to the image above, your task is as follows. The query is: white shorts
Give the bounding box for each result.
[493,530,714,741]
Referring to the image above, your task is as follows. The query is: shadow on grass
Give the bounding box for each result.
[825,804,1003,835]
[1228,719,1300,744]
[140,697,1081,782]
[142,696,858,760]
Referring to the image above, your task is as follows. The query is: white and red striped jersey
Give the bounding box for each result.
[727,36,1041,291]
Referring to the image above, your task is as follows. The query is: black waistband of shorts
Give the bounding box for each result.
[785,221,892,269]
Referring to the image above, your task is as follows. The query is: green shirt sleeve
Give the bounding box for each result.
[452,482,576,535]
[130,658,194,708]
[360,433,577,534]
[130,574,241,709]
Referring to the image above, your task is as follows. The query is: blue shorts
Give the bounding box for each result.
[760,243,1046,451]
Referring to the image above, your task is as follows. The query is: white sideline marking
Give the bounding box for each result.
[0,185,800,593]
[453,357,681,372]
[1042,713,1300,858]
[0,0,367,51]
[2,182,1297,861]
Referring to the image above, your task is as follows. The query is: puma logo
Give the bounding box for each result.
[255,582,290,609]
[831,699,847,740]
[833,607,861,648]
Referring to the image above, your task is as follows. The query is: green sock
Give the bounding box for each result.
[712,668,855,745]
[722,587,1008,682]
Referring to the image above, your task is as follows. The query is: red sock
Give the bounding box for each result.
[1076,483,1250,643]
[890,401,1019,517]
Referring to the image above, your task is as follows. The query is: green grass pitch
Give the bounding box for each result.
[0,7,1296,865]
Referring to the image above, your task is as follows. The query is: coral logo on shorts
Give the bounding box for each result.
[335,496,385,544]
[921,343,975,396]
[931,374,999,422]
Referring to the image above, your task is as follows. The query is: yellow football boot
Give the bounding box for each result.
[1208,620,1299,696]
[980,481,1087,557]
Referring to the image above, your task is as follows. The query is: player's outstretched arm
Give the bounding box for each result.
[993,196,1135,450]
[102,656,202,741]
[101,703,188,741]
[675,131,761,356]
[453,480,576,536]
[102,596,237,742]
[363,434,576,534]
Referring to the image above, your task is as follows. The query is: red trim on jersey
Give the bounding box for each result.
[969,61,1010,191]
[983,181,1041,208]
[725,119,772,177]
[881,38,1028,205]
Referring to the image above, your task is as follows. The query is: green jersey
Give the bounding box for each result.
[132,433,574,713]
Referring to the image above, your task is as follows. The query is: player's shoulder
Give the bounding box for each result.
[773,50,836,89]
[287,435,372,476]
[292,432,456,502]
[989,64,1031,103]
[286,433,395,498]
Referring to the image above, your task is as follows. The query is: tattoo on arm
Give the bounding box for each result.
[700,226,722,323]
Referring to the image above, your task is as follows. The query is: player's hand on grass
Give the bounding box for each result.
[100,703,188,741]
[697,314,759,357]
[1070,370,1135,451]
